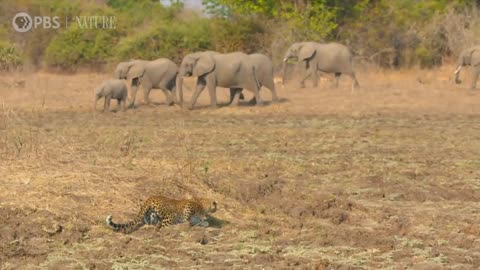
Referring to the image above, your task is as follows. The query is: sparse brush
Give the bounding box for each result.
[13,133,25,155]
[120,130,137,157]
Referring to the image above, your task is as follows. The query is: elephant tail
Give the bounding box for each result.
[252,66,261,90]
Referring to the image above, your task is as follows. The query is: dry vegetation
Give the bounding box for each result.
[1,65,480,269]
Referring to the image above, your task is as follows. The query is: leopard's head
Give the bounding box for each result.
[197,198,217,213]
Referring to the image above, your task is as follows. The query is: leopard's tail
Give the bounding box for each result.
[106,215,144,234]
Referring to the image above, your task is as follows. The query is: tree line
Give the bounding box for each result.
[0,0,478,71]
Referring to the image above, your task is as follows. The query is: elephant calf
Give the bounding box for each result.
[94,79,128,112]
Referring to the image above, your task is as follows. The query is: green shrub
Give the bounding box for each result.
[45,24,121,70]
[108,0,176,29]
[2,0,477,70]
[115,18,211,63]
[415,46,432,68]
[12,0,81,67]
[0,42,23,71]
[209,16,266,53]
[44,4,122,70]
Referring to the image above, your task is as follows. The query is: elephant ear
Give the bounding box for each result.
[127,63,145,80]
[298,44,316,60]
[192,54,215,77]
[470,49,480,66]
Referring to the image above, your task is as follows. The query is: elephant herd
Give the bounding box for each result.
[93,42,480,112]
[93,41,361,112]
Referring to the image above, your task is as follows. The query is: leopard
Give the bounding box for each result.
[106,195,218,234]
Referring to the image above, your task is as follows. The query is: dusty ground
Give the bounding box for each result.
[0,65,480,269]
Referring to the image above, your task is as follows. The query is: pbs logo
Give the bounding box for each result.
[12,12,60,33]
[12,12,32,32]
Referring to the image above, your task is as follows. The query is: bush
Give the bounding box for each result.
[44,4,122,70]
[44,24,121,71]
[115,18,211,63]
[9,0,81,68]
[209,16,266,53]
[0,42,23,71]
[108,0,177,29]
[2,0,479,70]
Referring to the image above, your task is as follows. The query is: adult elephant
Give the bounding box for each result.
[454,46,480,89]
[114,58,178,108]
[282,42,359,90]
[177,51,261,109]
[229,53,279,105]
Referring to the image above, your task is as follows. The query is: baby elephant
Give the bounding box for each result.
[94,79,128,112]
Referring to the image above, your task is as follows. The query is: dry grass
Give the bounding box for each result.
[1,65,480,269]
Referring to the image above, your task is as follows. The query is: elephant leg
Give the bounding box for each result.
[104,96,111,112]
[161,88,174,106]
[229,88,244,104]
[116,99,121,112]
[334,72,341,88]
[169,83,178,105]
[229,88,242,106]
[248,97,257,105]
[266,80,279,102]
[352,72,360,87]
[206,79,218,109]
[189,77,207,110]
[128,78,140,108]
[102,98,107,112]
[121,99,127,112]
[206,76,217,108]
[254,90,263,106]
[229,88,235,104]
[142,83,153,106]
[250,83,263,106]
[350,72,360,92]
[300,62,314,88]
[471,68,480,90]
[312,70,319,87]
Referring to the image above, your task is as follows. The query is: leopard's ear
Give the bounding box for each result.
[211,201,218,212]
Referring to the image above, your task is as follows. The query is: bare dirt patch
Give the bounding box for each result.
[1,66,480,269]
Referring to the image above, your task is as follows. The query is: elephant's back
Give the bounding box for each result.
[249,53,272,64]
[214,52,250,72]
[248,54,274,81]
[148,58,178,75]
[320,43,353,60]
[149,58,177,69]
[322,43,352,53]
[108,79,127,90]
[219,51,249,60]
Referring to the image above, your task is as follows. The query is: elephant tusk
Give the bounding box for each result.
[454,66,462,74]
[283,58,288,62]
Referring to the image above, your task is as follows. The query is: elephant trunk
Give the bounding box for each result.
[282,58,288,84]
[128,85,137,108]
[177,76,184,108]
